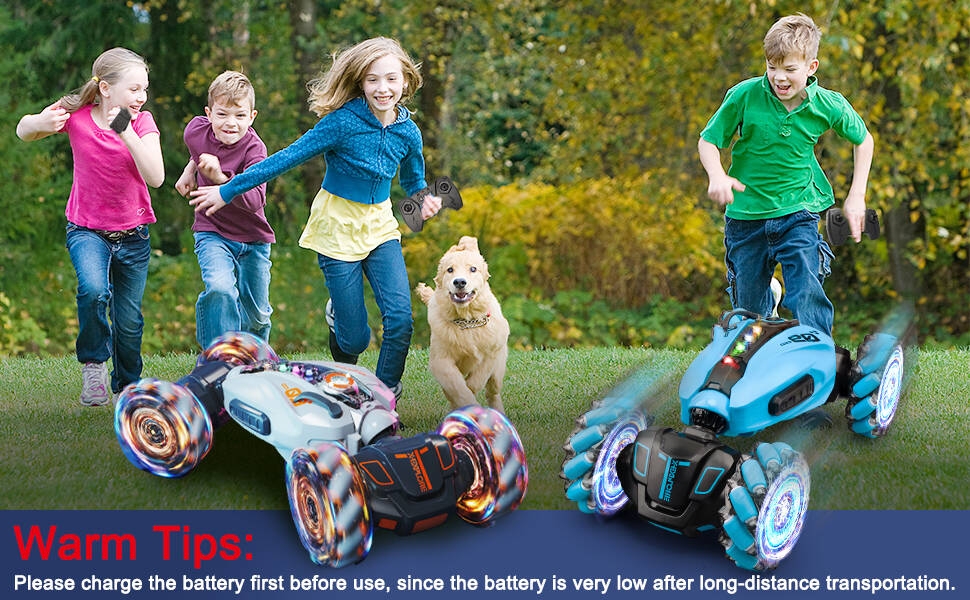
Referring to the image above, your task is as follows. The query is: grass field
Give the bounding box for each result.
[1,346,968,511]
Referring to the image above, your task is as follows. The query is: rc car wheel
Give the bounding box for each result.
[196,331,279,367]
[114,379,213,478]
[563,410,650,515]
[286,444,373,568]
[437,406,528,525]
[590,411,650,515]
[845,334,905,438]
[718,442,810,571]
[561,365,667,514]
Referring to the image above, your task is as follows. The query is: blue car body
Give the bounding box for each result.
[678,312,837,436]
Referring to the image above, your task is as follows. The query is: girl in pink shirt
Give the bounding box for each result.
[16,47,164,406]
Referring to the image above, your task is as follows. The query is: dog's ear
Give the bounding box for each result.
[434,255,449,285]
[457,236,479,254]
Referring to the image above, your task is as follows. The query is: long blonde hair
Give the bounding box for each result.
[307,37,422,118]
[59,48,149,113]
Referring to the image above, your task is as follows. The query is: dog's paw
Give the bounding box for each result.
[415,282,434,304]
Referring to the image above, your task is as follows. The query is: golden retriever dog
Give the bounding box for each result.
[416,236,509,412]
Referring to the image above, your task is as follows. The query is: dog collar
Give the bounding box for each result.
[452,313,490,329]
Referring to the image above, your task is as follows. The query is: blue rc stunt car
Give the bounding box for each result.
[561,307,913,571]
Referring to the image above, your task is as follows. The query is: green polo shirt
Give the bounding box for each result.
[700,74,869,220]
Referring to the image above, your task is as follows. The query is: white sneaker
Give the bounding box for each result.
[80,362,110,406]
[770,277,783,318]
[325,298,335,329]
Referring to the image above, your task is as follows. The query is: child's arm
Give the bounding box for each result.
[110,106,165,188]
[16,101,70,142]
[698,138,746,205]
[175,160,198,197]
[842,132,874,243]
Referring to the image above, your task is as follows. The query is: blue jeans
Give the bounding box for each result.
[194,232,273,349]
[724,210,835,334]
[317,239,413,388]
[66,222,151,392]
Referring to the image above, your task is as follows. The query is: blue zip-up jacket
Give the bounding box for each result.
[219,97,427,204]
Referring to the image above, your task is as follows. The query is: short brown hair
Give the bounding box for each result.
[764,14,821,63]
[207,71,256,110]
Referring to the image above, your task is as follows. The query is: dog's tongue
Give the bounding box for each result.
[454,291,469,300]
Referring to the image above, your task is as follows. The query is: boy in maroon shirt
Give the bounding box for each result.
[176,71,275,348]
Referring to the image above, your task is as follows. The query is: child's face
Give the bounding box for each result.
[103,66,149,116]
[205,98,257,145]
[361,54,406,122]
[766,54,819,108]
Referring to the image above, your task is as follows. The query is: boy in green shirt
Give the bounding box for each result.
[698,13,874,334]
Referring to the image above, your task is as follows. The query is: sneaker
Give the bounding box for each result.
[80,362,110,406]
[770,277,783,318]
[388,381,405,429]
[389,381,403,402]
[326,299,359,365]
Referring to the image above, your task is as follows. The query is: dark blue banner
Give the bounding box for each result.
[2,509,962,598]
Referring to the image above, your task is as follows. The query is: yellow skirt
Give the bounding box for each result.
[299,189,401,261]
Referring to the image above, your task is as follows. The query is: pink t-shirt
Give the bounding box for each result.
[62,104,159,230]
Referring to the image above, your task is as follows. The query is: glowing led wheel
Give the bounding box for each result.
[114,379,212,478]
[437,406,528,525]
[719,442,810,571]
[561,365,663,514]
[286,444,372,568]
[590,411,649,515]
[562,406,654,514]
[196,331,279,367]
[846,334,904,438]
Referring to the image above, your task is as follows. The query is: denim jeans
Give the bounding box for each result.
[66,222,151,392]
[724,209,835,334]
[317,239,413,388]
[194,232,273,349]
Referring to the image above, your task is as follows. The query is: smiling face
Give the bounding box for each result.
[102,66,149,116]
[205,97,257,146]
[435,245,490,308]
[766,54,818,110]
[361,54,406,125]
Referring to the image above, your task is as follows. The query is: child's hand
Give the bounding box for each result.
[842,194,867,243]
[189,186,229,216]
[175,161,197,197]
[175,173,197,197]
[42,101,70,133]
[106,106,133,134]
[197,153,229,184]
[421,194,442,220]
[707,174,746,206]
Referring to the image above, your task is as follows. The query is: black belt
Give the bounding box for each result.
[92,228,138,242]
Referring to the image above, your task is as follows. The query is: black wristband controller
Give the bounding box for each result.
[110,109,131,134]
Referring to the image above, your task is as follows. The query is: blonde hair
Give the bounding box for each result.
[763,14,821,63]
[306,37,422,118]
[207,70,256,110]
[60,47,148,113]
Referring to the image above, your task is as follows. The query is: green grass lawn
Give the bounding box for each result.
[1,347,968,511]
